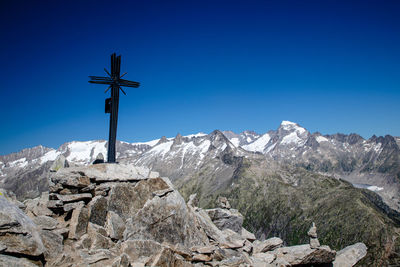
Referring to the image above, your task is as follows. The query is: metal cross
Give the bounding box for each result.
[89,53,140,163]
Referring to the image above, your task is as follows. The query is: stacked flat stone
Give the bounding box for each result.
[308,222,321,249]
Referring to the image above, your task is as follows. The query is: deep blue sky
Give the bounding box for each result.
[1,0,399,155]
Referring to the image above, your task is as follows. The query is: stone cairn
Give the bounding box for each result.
[0,164,367,267]
[307,222,320,249]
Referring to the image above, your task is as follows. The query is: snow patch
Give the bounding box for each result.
[185,132,207,138]
[149,141,173,156]
[281,120,306,134]
[367,185,384,192]
[281,132,302,145]
[281,121,296,126]
[230,138,240,147]
[243,133,271,152]
[40,150,61,163]
[316,136,329,143]
[8,157,28,168]
[66,141,107,162]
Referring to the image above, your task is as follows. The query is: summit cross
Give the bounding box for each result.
[89,53,140,163]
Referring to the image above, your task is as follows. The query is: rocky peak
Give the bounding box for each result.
[155,136,169,145]
[172,133,183,146]
[0,164,368,266]
[0,145,53,163]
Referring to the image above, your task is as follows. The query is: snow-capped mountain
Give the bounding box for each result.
[1,121,399,211]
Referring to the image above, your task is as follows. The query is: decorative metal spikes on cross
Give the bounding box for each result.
[89,53,140,163]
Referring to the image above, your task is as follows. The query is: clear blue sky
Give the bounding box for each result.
[1,0,399,155]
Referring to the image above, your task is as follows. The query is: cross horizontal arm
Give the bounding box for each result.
[119,79,140,88]
[89,80,114,85]
[89,76,113,85]
[89,76,113,81]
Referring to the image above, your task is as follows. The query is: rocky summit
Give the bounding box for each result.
[0,164,366,267]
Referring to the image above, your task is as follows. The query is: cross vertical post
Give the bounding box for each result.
[89,53,140,163]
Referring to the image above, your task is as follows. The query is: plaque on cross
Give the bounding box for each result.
[89,53,140,163]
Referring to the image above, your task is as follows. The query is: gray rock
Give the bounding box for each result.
[63,201,85,212]
[108,177,171,220]
[68,202,89,239]
[121,239,163,262]
[206,208,243,234]
[50,154,69,172]
[0,195,45,256]
[40,229,64,260]
[190,207,227,245]
[307,222,318,238]
[85,249,114,264]
[93,153,105,164]
[105,210,125,240]
[187,193,198,207]
[251,252,276,265]
[50,192,92,203]
[217,196,231,209]
[220,228,246,249]
[192,253,212,262]
[87,223,113,250]
[32,215,59,230]
[51,168,91,188]
[253,237,283,253]
[0,254,39,267]
[24,192,53,217]
[124,190,209,247]
[88,196,108,226]
[149,247,179,266]
[112,253,131,267]
[54,164,159,184]
[333,242,368,267]
[274,244,336,265]
[190,245,217,254]
[241,227,256,242]
[310,237,320,249]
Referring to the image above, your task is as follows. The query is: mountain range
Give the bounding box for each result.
[1,121,400,265]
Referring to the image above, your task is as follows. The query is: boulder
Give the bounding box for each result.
[87,223,113,249]
[88,195,108,226]
[274,244,336,265]
[206,208,243,234]
[24,192,53,217]
[112,253,131,267]
[0,195,45,256]
[105,210,125,240]
[253,237,283,253]
[108,177,171,220]
[217,196,231,209]
[310,237,321,249]
[0,254,39,267]
[40,229,64,260]
[333,242,368,267]
[121,239,163,262]
[32,215,59,230]
[241,227,256,242]
[50,154,69,172]
[124,190,209,247]
[220,228,246,249]
[192,253,212,262]
[190,207,227,245]
[53,164,159,184]
[68,202,89,239]
[93,153,105,164]
[251,252,276,265]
